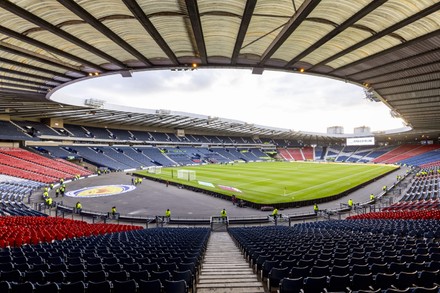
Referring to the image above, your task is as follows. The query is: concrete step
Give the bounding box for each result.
[202,265,250,269]
[201,269,253,273]
[199,275,256,280]
[198,278,259,284]
[197,282,264,288]
[197,288,265,293]
[196,232,266,293]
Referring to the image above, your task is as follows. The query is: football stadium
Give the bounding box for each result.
[0,1,439,292]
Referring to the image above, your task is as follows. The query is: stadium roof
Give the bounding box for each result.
[0,0,439,140]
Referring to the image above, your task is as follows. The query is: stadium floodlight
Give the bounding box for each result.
[156,109,171,115]
[84,98,105,108]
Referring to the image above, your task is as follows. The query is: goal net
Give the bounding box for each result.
[147,166,162,174]
[177,169,196,181]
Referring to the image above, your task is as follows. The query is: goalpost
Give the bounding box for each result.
[177,169,196,181]
[148,166,162,174]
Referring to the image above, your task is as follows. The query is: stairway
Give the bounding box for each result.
[197,232,266,293]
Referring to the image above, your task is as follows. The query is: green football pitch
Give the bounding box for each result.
[135,162,398,204]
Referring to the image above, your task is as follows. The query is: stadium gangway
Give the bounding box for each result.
[155,215,210,227]
[228,215,270,226]
[286,211,319,225]
[56,203,107,223]
[166,217,210,227]
[156,215,166,227]
[210,216,228,231]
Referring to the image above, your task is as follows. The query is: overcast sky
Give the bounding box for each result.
[53,69,404,134]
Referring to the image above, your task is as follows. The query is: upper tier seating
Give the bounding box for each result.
[184,134,198,143]
[68,146,133,170]
[82,126,113,140]
[191,135,210,143]
[107,128,133,141]
[167,133,182,142]
[233,136,249,144]
[33,146,74,158]
[224,136,238,144]
[273,139,288,147]
[150,132,169,142]
[205,135,223,143]
[372,145,421,163]
[15,121,61,137]
[252,137,263,144]
[129,130,153,141]
[63,124,91,138]
[0,121,35,141]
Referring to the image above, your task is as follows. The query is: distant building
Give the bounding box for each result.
[354,126,371,134]
[327,126,344,134]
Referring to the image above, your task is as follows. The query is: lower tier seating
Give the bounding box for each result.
[230,220,440,292]
[347,210,440,220]
[0,216,143,248]
[0,227,210,293]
